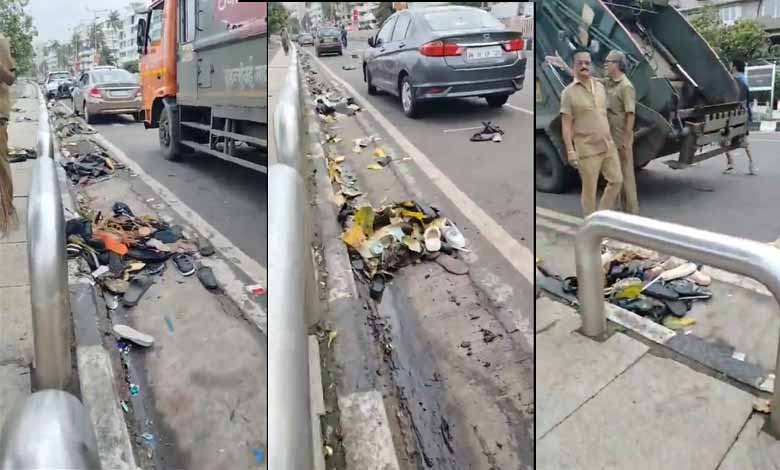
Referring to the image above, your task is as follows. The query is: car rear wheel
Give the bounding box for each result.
[536,134,574,194]
[365,66,378,95]
[400,76,420,118]
[84,104,96,125]
[486,95,510,107]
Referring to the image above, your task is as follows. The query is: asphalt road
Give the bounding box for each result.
[304,39,534,251]
[536,134,780,242]
[86,111,268,267]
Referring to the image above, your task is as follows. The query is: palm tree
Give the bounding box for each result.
[107,10,122,32]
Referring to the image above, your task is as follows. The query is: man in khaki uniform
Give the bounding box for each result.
[603,50,639,214]
[560,49,623,216]
[0,33,16,235]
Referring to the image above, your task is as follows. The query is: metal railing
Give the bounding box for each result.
[576,210,780,437]
[0,390,101,469]
[269,44,315,470]
[28,84,72,390]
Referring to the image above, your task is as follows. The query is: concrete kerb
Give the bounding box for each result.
[35,87,139,470]
[300,54,401,469]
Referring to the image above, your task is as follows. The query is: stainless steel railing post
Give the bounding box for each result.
[0,390,101,469]
[576,210,780,437]
[27,86,72,390]
[269,45,315,470]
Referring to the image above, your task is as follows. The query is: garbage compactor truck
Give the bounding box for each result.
[137,0,267,171]
[535,0,748,193]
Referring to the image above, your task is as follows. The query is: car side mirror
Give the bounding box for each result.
[136,19,146,53]
[368,37,375,47]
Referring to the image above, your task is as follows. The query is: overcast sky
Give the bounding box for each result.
[28,0,139,44]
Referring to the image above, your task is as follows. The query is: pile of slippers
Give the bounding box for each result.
[66,201,219,308]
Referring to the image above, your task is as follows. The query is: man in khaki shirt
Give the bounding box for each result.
[603,50,639,214]
[0,33,16,235]
[560,49,623,216]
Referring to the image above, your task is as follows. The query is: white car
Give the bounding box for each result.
[44,71,71,99]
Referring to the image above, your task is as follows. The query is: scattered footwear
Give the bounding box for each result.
[172,253,196,276]
[198,237,215,257]
[122,274,154,308]
[435,254,468,275]
[425,226,442,252]
[470,121,504,142]
[197,265,218,290]
[112,324,154,347]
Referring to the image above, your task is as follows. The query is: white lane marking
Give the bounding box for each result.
[442,125,484,133]
[310,54,535,284]
[507,104,534,115]
[747,139,780,143]
[536,206,584,226]
[111,123,126,127]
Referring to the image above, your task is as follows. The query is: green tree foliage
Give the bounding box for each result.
[690,7,769,62]
[122,60,139,73]
[107,10,122,32]
[0,0,38,74]
[98,45,115,66]
[268,2,289,34]
[374,2,394,25]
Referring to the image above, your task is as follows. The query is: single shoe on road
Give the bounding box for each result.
[112,324,154,347]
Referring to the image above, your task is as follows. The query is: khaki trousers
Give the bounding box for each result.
[578,147,623,217]
[0,124,15,235]
[618,144,640,214]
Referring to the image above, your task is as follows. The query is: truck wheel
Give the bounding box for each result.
[159,105,183,161]
[536,135,574,193]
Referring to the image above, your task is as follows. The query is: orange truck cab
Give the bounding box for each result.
[137,0,267,170]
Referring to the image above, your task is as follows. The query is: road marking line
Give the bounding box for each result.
[536,206,583,226]
[507,104,534,115]
[310,53,534,284]
[442,125,483,133]
[747,139,780,143]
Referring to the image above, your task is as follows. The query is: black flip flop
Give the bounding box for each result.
[172,253,195,276]
[127,248,170,263]
[122,274,154,307]
[197,266,219,290]
[198,237,215,257]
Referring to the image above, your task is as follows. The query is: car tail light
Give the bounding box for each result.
[503,38,524,52]
[419,40,463,57]
[89,87,102,98]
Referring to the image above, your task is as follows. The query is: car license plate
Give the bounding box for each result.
[466,46,503,61]
[110,91,130,98]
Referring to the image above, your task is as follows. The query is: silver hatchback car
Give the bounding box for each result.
[71,68,142,124]
[363,5,526,118]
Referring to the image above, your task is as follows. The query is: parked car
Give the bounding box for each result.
[315,28,343,56]
[71,68,142,124]
[298,32,314,46]
[44,71,71,100]
[57,77,77,99]
[363,5,526,118]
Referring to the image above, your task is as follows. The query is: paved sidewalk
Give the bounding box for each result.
[0,81,41,436]
[535,209,780,468]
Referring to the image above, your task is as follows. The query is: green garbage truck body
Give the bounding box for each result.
[535,0,748,193]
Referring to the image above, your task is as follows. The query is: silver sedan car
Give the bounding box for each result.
[71,68,143,124]
[363,5,527,118]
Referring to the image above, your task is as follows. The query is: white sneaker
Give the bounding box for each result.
[113,324,155,347]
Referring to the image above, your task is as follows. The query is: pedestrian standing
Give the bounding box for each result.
[724,58,757,175]
[341,25,348,48]
[281,27,290,56]
[603,50,639,214]
[0,32,16,236]
[560,49,623,217]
